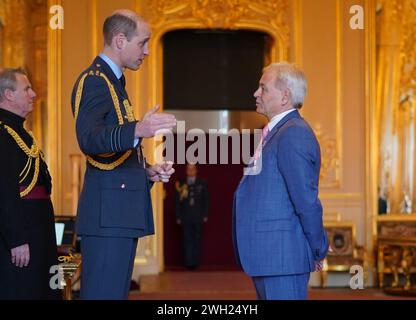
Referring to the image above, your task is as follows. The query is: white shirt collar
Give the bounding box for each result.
[99,52,123,80]
[267,109,296,132]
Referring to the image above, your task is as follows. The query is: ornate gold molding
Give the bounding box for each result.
[145,0,289,59]
[366,2,378,279]
[2,0,27,68]
[321,193,363,200]
[48,0,63,212]
[293,0,303,66]
[0,1,4,66]
[147,0,288,29]
[396,1,416,213]
[304,1,343,190]
[399,0,416,101]
[376,0,416,215]
[89,0,98,60]
[137,0,291,273]
[314,123,341,188]
[0,0,5,26]
[335,0,343,190]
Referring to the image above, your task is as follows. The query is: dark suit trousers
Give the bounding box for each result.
[80,236,138,300]
[252,273,310,300]
[182,222,203,268]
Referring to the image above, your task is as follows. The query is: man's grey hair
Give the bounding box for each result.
[0,68,27,103]
[264,62,307,109]
[103,13,141,45]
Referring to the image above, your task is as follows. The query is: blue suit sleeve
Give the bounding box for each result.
[75,75,138,155]
[277,126,329,261]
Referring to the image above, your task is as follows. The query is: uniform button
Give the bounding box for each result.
[121,184,126,189]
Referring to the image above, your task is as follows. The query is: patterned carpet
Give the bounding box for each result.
[129,271,416,300]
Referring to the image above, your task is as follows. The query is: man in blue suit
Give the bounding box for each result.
[233,62,329,300]
[71,10,176,299]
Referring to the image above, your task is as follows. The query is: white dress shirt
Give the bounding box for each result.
[267,108,297,132]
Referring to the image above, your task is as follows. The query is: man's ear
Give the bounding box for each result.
[114,33,126,50]
[3,88,15,102]
[282,88,291,106]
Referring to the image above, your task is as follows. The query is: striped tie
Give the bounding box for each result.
[254,125,269,162]
[262,125,269,145]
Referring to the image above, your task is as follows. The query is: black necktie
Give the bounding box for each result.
[119,75,126,89]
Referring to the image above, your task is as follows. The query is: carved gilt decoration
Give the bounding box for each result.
[377,0,416,213]
[399,0,416,105]
[313,123,340,188]
[0,0,5,26]
[140,0,290,272]
[145,0,289,47]
[2,0,27,68]
[0,1,4,65]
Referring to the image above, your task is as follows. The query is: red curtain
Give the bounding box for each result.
[163,134,252,270]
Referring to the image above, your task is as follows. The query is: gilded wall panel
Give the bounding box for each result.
[14,0,368,277]
[133,0,291,273]
[314,123,341,188]
[377,0,416,215]
[0,0,47,149]
[143,0,289,60]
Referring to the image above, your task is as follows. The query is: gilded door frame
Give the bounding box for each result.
[47,0,63,213]
[365,0,378,278]
[138,0,290,272]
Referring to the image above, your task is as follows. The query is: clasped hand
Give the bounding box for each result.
[315,246,333,271]
[146,161,175,183]
[11,244,30,268]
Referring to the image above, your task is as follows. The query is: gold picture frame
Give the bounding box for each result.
[324,221,355,256]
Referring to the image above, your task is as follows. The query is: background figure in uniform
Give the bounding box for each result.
[0,68,60,300]
[378,187,388,215]
[71,10,176,300]
[175,164,209,269]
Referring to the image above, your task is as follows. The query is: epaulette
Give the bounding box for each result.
[0,121,41,198]
[87,63,103,76]
[73,71,90,120]
[74,63,136,171]
[73,63,104,118]
[87,69,101,77]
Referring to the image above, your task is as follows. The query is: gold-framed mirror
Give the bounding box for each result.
[0,0,48,150]
[376,0,416,215]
